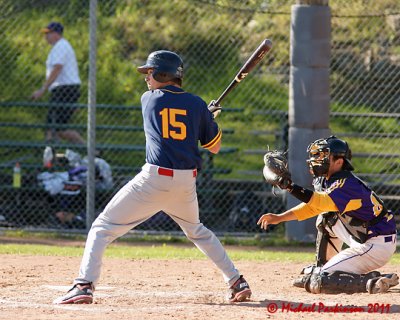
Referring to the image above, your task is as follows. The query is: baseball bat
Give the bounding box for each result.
[215,38,272,105]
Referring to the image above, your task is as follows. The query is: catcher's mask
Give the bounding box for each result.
[137,50,183,83]
[307,136,354,177]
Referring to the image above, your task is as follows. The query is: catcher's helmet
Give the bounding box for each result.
[137,50,183,83]
[307,135,354,177]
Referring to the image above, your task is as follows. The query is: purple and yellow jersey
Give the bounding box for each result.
[323,172,396,237]
[140,85,221,170]
[293,171,396,238]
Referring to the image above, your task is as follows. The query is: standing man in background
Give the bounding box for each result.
[31,22,84,145]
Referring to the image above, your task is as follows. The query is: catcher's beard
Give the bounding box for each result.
[309,161,329,177]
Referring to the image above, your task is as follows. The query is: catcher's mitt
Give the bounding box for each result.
[263,150,292,189]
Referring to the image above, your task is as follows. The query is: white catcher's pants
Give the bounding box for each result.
[321,219,397,274]
[74,163,240,287]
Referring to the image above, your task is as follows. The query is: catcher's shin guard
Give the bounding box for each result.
[315,212,342,267]
[305,270,381,294]
[293,213,342,288]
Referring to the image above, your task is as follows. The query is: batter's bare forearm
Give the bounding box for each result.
[208,140,221,154]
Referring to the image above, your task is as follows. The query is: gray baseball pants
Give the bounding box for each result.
[74,163,240,287]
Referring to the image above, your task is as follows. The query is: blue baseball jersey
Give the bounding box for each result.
[323,171,396,238]
[140,85,221,170]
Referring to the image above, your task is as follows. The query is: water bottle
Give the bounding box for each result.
[13,162,21,188]
[43,146,54,168]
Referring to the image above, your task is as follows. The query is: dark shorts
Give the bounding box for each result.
[48,85,81,127]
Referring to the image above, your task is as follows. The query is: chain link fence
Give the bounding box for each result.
[330,1,400,230]
[0,0,399,234]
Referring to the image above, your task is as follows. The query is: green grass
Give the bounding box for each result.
[0,242,399,264]
[1,228,309,248]
[0,242,313,262]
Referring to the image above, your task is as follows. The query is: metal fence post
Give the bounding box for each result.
[86,0,97,231]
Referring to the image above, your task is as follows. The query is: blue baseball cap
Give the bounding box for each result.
[41,22,64,34]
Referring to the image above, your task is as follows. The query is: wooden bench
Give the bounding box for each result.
[331,111,400,119]
[333,132,400,139]
[0,140,238,155]
[241,148,400,159]
[0,140,146,152]
[0,101,143,111]
[0,101,245,113]
[0,122,235,135]
[238,165,400,181]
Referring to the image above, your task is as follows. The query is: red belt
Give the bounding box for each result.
[157,167,197,178]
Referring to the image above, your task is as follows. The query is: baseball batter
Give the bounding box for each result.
[54,50,251,304]
[259,136,398,294]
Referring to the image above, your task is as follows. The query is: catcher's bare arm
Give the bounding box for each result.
[257,210,296,230]
[258,187,344,230]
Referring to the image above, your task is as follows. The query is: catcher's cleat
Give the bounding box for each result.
[53,283,94,304]
[227,275,252,302]
[292,274,311,288]
[293,264,315,288]
[366,273,399,294]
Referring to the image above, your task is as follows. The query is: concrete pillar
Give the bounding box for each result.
[286,1,331,241]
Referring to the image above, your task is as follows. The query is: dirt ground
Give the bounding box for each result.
[0,239,399,320]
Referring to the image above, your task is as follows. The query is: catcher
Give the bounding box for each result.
[258,136,398,294]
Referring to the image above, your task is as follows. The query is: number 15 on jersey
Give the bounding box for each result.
[159,108,187,140]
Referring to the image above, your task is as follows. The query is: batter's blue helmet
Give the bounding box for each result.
[137,50,183,83]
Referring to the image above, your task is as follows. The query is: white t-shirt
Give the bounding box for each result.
[46,38,81,91]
